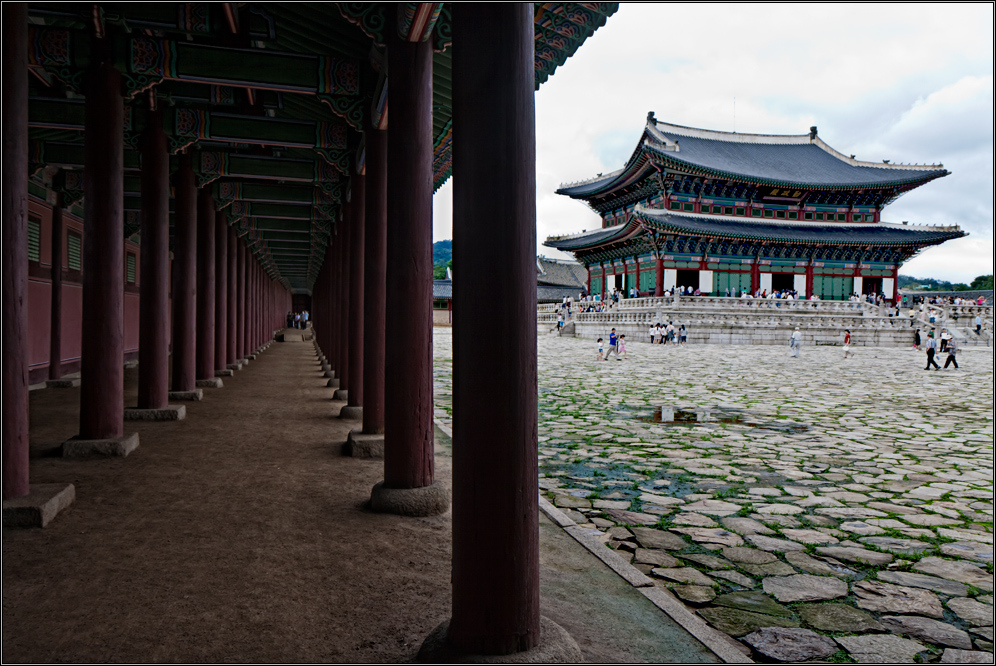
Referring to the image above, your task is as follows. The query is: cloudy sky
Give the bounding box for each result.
[432,3,994,284]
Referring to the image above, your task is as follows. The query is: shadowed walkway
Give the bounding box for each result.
[4,337,718,663]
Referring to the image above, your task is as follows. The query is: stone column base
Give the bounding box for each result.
[227,362,242,371]
[124,405,186,421]
[339,405,362,420]
[124,360,139,369]
[333,389,348,401]
[416,616,582,663]
[324,370,335,379]
[369,480,449,517]
[327,378,340,389]
[321,363,332,372]
[46,378,80,389]
[215,369,234,377]
[3,483,76,528]
[168,389,203,401]
[196,377,224,388]
[247,353,258,360]
[345,430,383,458]
[62,432,140,458]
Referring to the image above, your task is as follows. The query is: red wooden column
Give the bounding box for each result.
[341,174,365,419]
[370,10,447,516]
[236,238,245,360]
[334,199,352,400]
[214,210,228,375]
[78,49,128,443]
[445,3,547,656]
[363,125,387,435]
[328,227,342,386]
[196,188,216,380]
[3,2,29,498]
[227,228,238,366]
[655,254,664,297]
[49,192,65,380]
[136,109,170,409]
[805,259,814,299]
[171,155,197,393]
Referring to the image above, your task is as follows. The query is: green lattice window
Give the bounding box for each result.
[28,216,41,263]
[67,231,82,271]
[126,253,137,284]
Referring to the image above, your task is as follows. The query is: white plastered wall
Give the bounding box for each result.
[699,270,713,293]
[664,269,677,290]
[794,274,807,295]
[853,276,863,295]
[882,277,895,299]
[759,273,772,293]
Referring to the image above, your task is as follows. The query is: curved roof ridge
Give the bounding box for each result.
[558,165,625,190]
[811,136,944,171]
[654,120,811,145]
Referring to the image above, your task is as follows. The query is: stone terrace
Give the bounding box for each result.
[433,329,994,663]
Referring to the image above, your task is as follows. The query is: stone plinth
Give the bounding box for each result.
[346,430,384,458]
[46,378,80,388]
[370,480,449,517]
[168,389,203,401]
[333,389,348,401]
[62,432,140,458]
[124,405,186,421]
[226,363,242,371]
[3,484,76,528]
[339,405,363,421]
[327,378,340,389]
[215,369,234,377]
[416,616,582,663]
[196,378,223,388]
[324,370,335,378]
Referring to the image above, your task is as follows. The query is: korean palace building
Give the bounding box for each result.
[545,113,966,302]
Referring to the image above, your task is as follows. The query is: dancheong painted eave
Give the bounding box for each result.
[557,116,949,198]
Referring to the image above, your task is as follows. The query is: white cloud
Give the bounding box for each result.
[434,3,994,276]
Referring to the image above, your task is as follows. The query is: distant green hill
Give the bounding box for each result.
[433,240,452,266]
[899,274,992,292]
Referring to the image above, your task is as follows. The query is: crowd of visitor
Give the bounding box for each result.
[286,310,310,329]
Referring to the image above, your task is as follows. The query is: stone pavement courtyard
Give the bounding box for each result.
[433,329,993,663]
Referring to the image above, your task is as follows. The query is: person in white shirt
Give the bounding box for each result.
[790,327,802,357]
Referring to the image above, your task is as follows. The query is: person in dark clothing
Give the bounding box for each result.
[925,331,940,370]
[943,338,959,369]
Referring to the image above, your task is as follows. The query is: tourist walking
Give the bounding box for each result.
[605,328,621,361]
[618,334,627,359]
[913,328,921,350]
[943,337,959,369]
[924,332,940,370]
[975,314,982,336]
[678,325,687,346]
[789,327,802,357]
[648,323,656,344]
[843,329,854,359]
[940,328,951,352]
[596,338,604,361]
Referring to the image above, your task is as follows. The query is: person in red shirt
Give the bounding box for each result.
[843,329,854,359]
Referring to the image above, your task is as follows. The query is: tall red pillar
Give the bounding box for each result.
[367,8,447,516]
[227,228,238,366]
[447,3,542,655]
[363,126,387,435]
[655,254,664,297]
[335,200,352,398]
[3,2,29,498]
[196,188,216,379]
[171,155,197,392]
[236,238,246,360]
[78,52,126,441]
[49,193,64,380]
[341,174,365,418]
[214,210,228,374]
[137,110,170,409]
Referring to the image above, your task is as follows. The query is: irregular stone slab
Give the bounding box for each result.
[743,627,838,662]
[940,648,995,663]
[671,512,719,527]
[606,526,635,540]
[763,574,848,603]
[783,551,856,578]
[680,499,742,516]
[634,548,681,568]
[680,553,732,570]
[816,546,893,566]
[651,567,715,586]
[839,520,885,535]
[709,570,755,588]
[835,634,926,663]
[604,509,658,526]
[859,536,933,554]
[555,495,591,509]
[638,493,684,507]
[670,527,743,547]
[721,516,775,536]
[750,513,802,528]
[722,546,777,564]
[877,571,969,597]
[672,585,716,605]
[903,513,964,526]
[780,528,838,544]
[593,499,631,510]
[947,598,995,627]
[914,557,994,592]
[797,603,883,633]
[970,626,993,642]
[698,606,799,637]
[881,615,973,650]
[740,561,798,577]
[629,526,688,551]
[816,507,888,519]
[940,541,994,564]
[755,503,806,515]
[713,591,794,618]
[745,534,807,552]
[868,501,923,515]
[852,580,944,618]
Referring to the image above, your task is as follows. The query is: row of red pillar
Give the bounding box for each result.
[309,6,543,656]
[3,2,290,490]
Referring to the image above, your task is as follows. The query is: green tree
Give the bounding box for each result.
[970,274,994,290]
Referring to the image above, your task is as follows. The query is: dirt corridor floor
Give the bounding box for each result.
[4,337,712,663]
